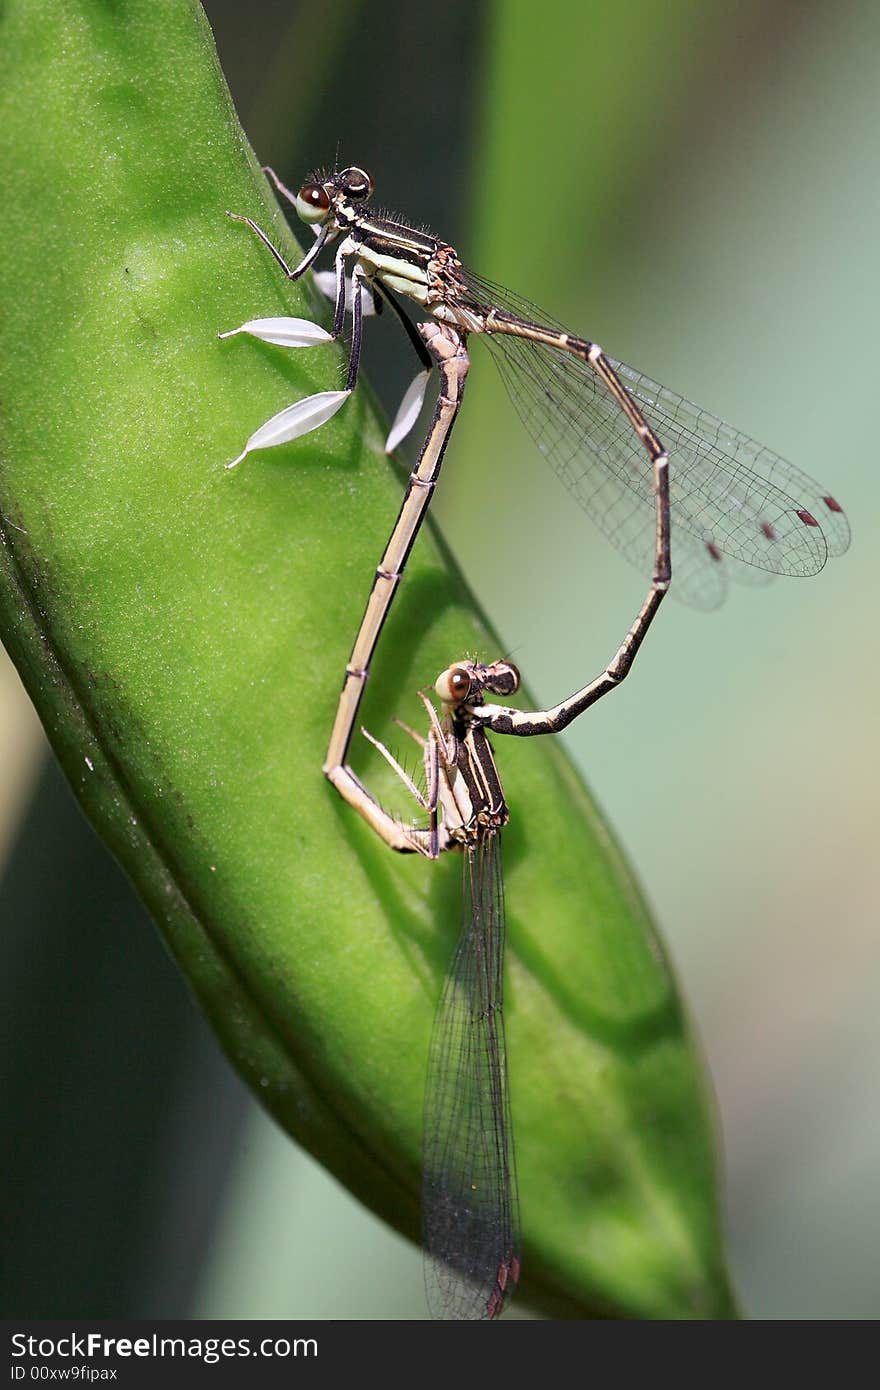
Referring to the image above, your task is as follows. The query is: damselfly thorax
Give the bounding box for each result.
[437,723,509,847]
[433,712,510,850]
[341,212,459,311]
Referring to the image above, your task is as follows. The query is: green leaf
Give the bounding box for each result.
[0,0,737,1317]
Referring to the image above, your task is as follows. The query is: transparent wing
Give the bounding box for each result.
[422,834,520,1320]
[462,271,849,610]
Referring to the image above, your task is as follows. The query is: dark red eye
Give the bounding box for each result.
[448,668,471,701]
[298,182,331,211]
[435,664,473,704]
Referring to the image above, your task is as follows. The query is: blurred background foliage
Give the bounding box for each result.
[2,0,877,1318]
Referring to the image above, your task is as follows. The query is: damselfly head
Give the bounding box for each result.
[294,166,374,225]
[435,660,520,707]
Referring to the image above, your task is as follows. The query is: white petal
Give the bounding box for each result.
[312,271,338,301]
[219,316,332,347]
[385,370,430,453]
[225,390,351,469]
[312,271,377,316]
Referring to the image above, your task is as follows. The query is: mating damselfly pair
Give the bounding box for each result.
[221,163,849,1319]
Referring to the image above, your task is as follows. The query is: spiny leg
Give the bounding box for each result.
[262,164,298,209]
[224,207,333,283]
[393,717,428,749]
[354,720,444,858]
[361,728,432,810]
[417,688,455,759]
[344,264,366,390]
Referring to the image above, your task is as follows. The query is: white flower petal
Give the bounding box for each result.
[219,316,332,347]
[355,282,376,316]
[312,272,377,316]
[385,369,430,453]
[312,271,338,301]
[226,390,351,469]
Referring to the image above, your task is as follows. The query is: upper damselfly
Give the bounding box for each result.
[220,163,848,820]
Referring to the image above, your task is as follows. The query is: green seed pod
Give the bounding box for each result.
[0,0,736,1319]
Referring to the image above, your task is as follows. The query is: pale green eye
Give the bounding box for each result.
[295,181,331,224]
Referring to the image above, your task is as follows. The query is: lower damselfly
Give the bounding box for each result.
[220,163,849,823]
[360,636,677,1320]
[362,659,524,1320]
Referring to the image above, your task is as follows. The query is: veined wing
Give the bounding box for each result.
[461,271,849,610]
[422,833,520,1320]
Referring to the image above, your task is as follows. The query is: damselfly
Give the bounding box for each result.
[349,451,667,1319]
[220,163,848,821]
[358,631,679,1320]
[361,659,524,1320]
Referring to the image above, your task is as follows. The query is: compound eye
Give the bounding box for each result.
[339,166,374,201]
[294,182,332,224]
[435,666,472,705]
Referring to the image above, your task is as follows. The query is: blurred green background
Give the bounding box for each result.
[1,0,876,1319]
